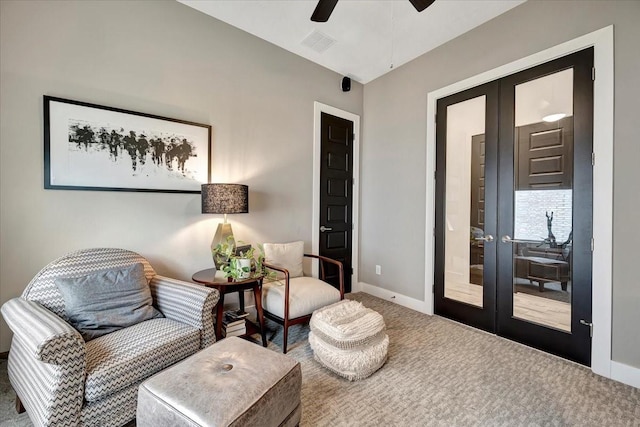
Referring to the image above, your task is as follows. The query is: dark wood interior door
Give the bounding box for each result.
[470,134,486,270]
[515,116,574,190]
[319,112,353,292]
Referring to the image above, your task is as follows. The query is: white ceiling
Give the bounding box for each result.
[179,0,526,84]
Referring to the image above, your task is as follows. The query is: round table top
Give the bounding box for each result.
[191,268,263,287]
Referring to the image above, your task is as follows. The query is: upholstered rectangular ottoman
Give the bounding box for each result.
[309,299,388,381]
[137,337,301,427]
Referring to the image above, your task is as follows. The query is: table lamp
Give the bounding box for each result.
[201,183,249,267]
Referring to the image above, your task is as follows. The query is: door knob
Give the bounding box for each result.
[475,234,494,242]
[320,226,333,232]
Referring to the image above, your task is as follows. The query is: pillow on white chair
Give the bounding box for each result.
[263,241,304,278]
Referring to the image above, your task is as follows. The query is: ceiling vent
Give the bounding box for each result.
[301,30,336,53]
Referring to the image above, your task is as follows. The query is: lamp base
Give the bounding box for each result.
[211,223,235,269]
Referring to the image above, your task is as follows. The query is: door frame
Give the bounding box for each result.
[313,102,361,290]
[425,26,613,377]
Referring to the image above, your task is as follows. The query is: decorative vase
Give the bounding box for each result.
[233,258,252,279]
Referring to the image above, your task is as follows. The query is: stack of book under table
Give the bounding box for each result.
[222,310,249,337]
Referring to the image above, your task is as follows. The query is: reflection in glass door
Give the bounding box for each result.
[435,81,498,333]
[444,95,487,308]
[509,69,574,332]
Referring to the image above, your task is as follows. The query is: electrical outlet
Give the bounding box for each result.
[375,265,381,275]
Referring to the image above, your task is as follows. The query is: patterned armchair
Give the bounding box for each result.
[1,248,219,427]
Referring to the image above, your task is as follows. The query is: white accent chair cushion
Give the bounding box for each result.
[263,241,304,278]
[262,276,341,319]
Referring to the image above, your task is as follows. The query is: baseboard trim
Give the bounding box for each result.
[610,360,640,389]
[351,281,363,293]
[358,282,429,314]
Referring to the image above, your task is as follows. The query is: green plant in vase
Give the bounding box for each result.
[225,257,252,280]
[211,237,232,270]
[212,238,273,280]
[253,243,275,280]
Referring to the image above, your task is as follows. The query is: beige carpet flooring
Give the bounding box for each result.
[2,292,639,426]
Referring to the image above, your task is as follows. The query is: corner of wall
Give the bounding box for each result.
[357,282,430,314]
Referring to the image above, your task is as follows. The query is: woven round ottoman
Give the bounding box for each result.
[309,299,388,381]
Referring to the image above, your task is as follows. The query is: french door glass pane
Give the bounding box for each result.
[444,95,486,308]
[512,69,573,331]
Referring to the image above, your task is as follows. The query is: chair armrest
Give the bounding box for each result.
[2,298,86,426]
[149,275,220,348]
[304,254,345,298]
[263,262,290,281]
[1,298,85,365]
[263,263,292,319]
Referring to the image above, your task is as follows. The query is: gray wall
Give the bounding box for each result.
[360,0,640,367]
[0,0,363,351]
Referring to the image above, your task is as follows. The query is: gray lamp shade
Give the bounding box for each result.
[201,184,249,214]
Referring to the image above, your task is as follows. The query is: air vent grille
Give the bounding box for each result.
[301,30,336,53]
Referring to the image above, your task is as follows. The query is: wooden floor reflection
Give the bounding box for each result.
[444,281,571,332]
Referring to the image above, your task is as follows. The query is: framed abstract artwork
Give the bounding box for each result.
[44,96,211,193]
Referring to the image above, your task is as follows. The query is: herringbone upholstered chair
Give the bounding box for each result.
[1,248,219,427]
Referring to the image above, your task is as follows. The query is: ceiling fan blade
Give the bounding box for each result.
[311,0,339,22]
[408,0,435,13]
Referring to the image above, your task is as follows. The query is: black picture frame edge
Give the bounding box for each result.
[43,95,212,194]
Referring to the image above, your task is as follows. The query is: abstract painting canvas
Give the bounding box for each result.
[44,96,211,193]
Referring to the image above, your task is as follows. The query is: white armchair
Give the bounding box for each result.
[1,248,219,427]
[261,242,344,353]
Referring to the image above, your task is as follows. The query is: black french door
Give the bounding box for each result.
[434,80,499,333]
[434,48,594,365]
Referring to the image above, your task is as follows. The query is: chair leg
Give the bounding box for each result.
[15,395,25,414]
[282,320,289,354]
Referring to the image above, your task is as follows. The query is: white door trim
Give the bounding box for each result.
[313,102,361,290]
[424,26,614,378]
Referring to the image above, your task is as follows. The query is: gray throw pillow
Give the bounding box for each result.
[55,263,163,341]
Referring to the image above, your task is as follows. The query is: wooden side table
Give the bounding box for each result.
[192,268,267,347]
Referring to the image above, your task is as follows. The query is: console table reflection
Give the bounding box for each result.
[514,255,570,292]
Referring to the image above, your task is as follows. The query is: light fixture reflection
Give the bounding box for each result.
[542,113,567,122]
